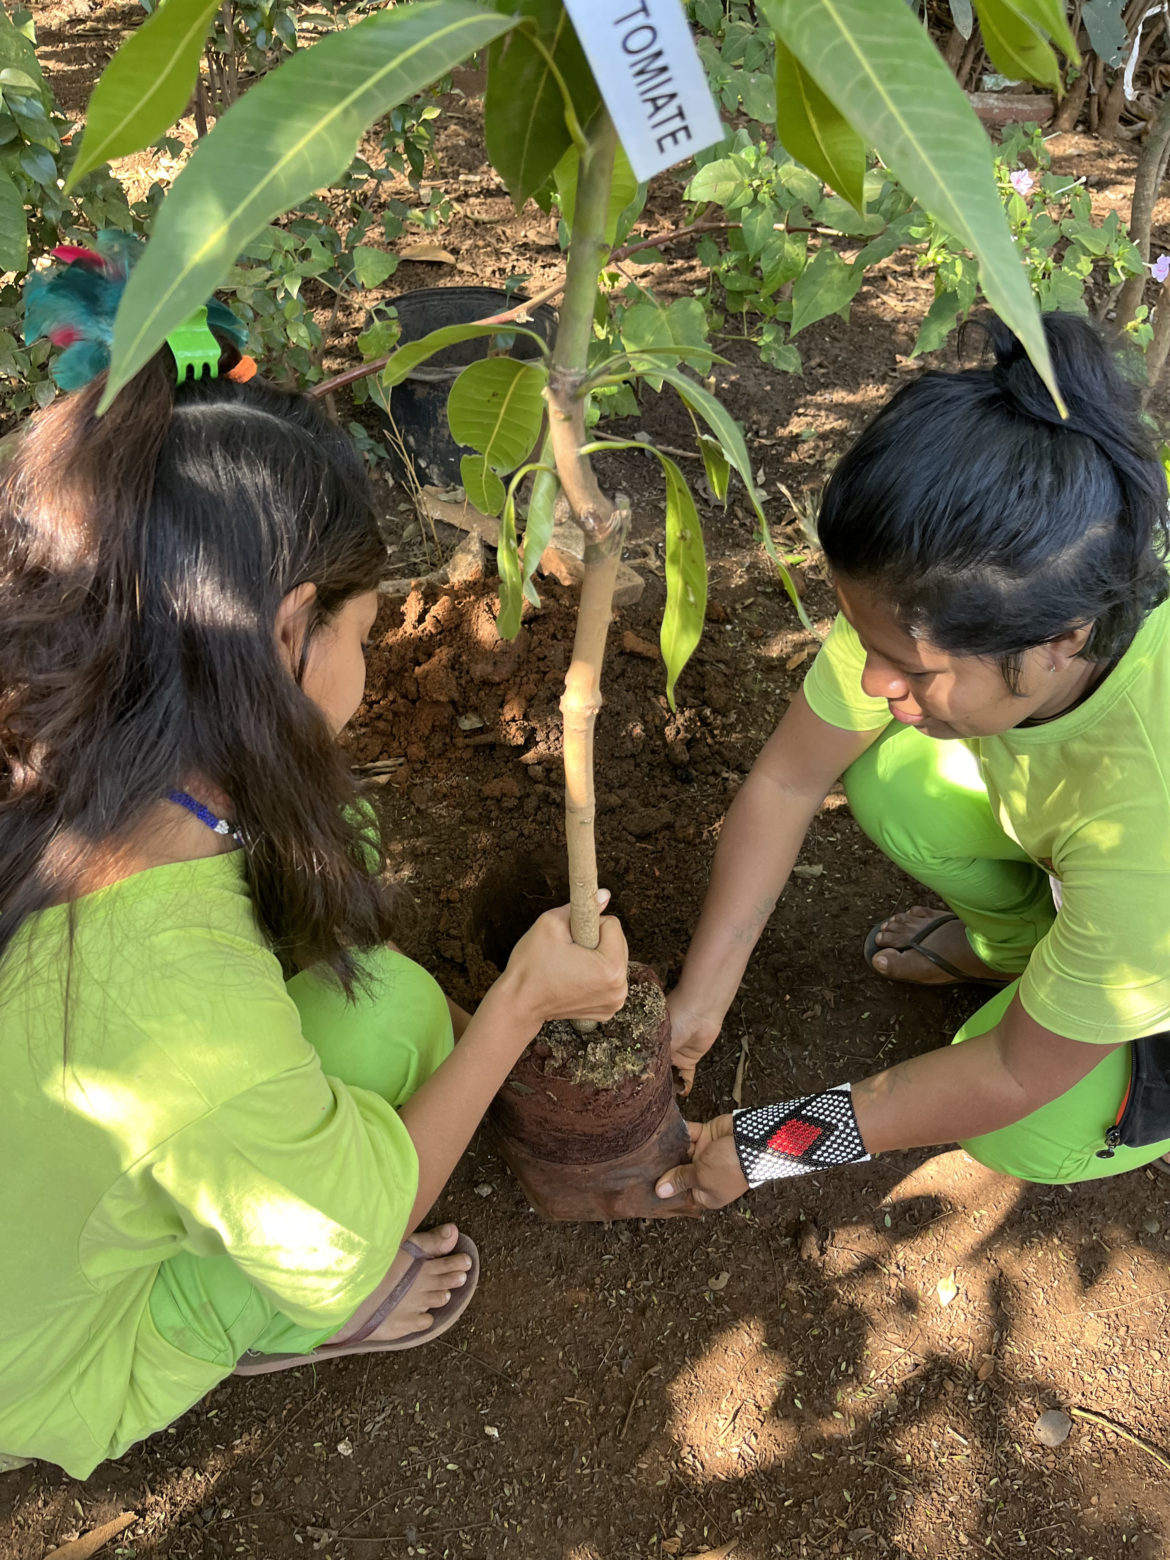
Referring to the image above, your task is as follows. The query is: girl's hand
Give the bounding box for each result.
[499,895,629,1031]
[654,1116,749,1211]
[666,991,723,1097]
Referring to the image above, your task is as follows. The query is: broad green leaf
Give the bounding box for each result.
[975,0,1061,90]
[911,287,964,356]
[659,453,707,711]
[105,1,515,407]
[485,0,599,206]
[653,364,812,628]
[698,434,730,503]
[0,67,38,93]
[1081,0,1126,66]
[67,0,221,190]
[1008,0,1080,60]
[775,35,866,213]
[790,245,863,335]
[447,357,547,474]
[461,452,507,515]
[554,138,641,246]
[0,167,27,271]
[760,0,1063,414]
[351,244,399,288]
[686,156,742,205]
[379,319,550,390]
[0,9,48,110]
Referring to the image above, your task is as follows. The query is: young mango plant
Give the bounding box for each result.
[72,0,1077,1208]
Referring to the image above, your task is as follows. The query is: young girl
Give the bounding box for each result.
[654,312,1170,1210]
[0,263,627,1478]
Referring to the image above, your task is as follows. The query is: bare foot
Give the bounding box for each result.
[868,905,1010,987]
[329,1225,473,1346]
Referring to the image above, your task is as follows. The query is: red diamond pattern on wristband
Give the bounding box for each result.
[767,1118,823,1156]
[732,1083,870,1188]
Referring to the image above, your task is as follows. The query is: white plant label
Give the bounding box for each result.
[562,0,724,182]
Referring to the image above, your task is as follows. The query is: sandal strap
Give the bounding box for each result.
[903,913,970,982]
[324,1238,427,1348]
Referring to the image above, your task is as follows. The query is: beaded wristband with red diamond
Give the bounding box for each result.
[732,1083,871,1187]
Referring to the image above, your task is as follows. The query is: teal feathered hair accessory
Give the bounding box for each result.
[24,230,248,391]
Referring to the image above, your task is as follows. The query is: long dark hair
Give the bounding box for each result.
[817,312,1170,685]
[0,351,396,991]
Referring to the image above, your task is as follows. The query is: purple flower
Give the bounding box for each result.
[1151,253,1170,284]
[1009,169,1034,196]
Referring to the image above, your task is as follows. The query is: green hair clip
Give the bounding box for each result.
[166,305,221,384]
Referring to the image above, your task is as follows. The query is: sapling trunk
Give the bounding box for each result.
[543,110,624,955]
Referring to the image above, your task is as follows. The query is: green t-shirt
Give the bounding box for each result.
[803,601,1170,1044]
[0,855,420,1475]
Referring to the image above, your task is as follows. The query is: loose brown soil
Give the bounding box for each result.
[8,12,1170,1560]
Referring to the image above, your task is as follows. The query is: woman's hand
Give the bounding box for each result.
[666,991,723,1097]
[654,1115,749,1211]
[498,895,629,1032]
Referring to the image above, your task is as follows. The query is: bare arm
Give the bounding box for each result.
[657,998,1120,1209]
[669,691,884,1089]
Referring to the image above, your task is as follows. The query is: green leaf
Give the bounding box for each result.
[790,245,862,335]
[379,319,550,390]
[1081,0,1126,67]
[447,357,547,474]
[0,66,37,93]
[698,433,730,503]
[67,0,221,190]
[460,452,507,515]
[659,454,707,711]
[974,0,1061,90]
[0,166,27,271]
[653,364,812,629]
[104,0,514,408]
[912,287,964,355]
[553,138,640,247]
[775,35,866,212]
[685,156,743,205]
[496,481,525,639]
[760,0,1063,414]
[485,0,599,206]
[519,450,557,602]
[351,244,399,287]
[0,9,47,110]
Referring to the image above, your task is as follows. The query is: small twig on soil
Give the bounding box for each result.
[248,1386,327,1463]
[1069,1406,1170,1474]
[432,1336,521,1388]
[345,1520,497,1544]
[619,1363,662,1440]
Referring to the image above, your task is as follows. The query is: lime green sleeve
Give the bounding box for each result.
[1020,856,1170,1045]
[802,614,892,732]
[145,1058,418,1330]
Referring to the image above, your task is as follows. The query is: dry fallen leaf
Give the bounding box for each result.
[936,1272,959,1307]
[681,1543,738,1560]
[398,243,456,264]
[976,1357,995,1382]
[45,1512,136,1560]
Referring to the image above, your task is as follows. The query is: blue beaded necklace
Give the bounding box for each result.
[167,789,243,845]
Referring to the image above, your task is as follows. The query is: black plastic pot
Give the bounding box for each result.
[370,287,557,489]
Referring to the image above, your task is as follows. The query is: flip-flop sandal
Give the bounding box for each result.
[864,912,1011,988]
[233,1232,479,1376]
